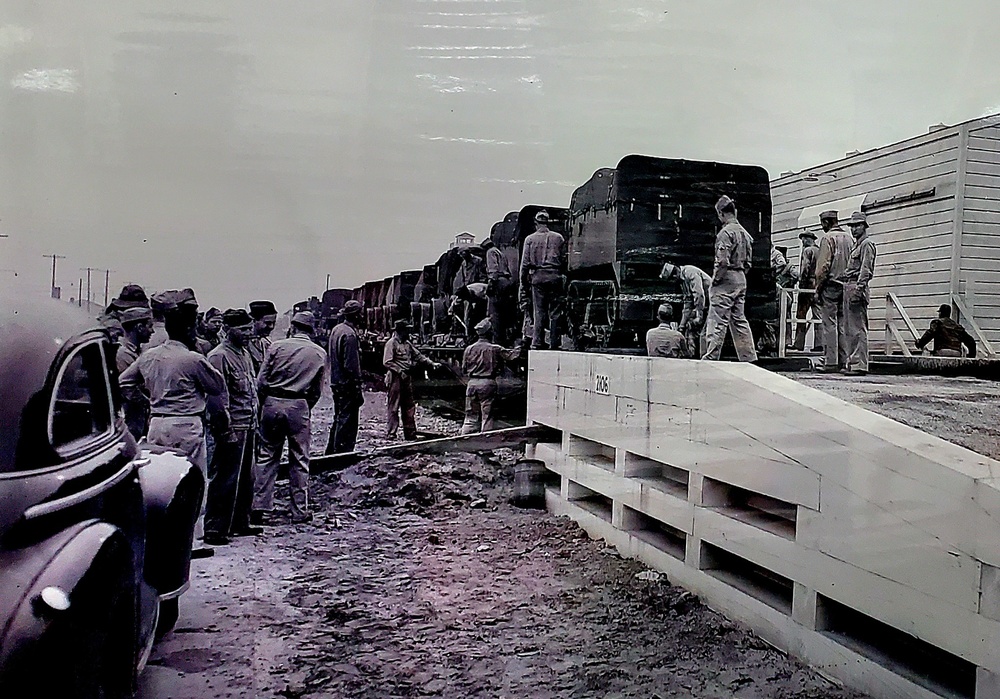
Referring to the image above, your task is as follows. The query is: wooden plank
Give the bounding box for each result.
[953,295,997,356]
[310,424,562,474]
[958,233,1000,248]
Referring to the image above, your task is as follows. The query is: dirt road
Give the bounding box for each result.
[141,388,874,699]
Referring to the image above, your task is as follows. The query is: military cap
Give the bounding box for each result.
[479,238,494,249]
[204,307,223,320]
[847,211,869,227]
[290,311,315,329]
[819,210,839,221]
[534,209,550,223]
[150,289,197,313]
[474,318,493,335]
[249,300,278,319]
[715,195,736,212]
[222,308,253,328]
[112,283,149,310]
[659,262,677,279]
[343,300,363,316]
[119,307,153,325]
[393,318,412,331]
[99,314,124,333]
[798,230,818,239]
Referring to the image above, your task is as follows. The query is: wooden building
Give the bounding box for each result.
[771,115,1000,354]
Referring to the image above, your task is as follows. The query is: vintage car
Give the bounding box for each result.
[0,295,205,697]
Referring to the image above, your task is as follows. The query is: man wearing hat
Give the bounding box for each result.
[325,300,365,455]
[519,209,567,350]
[116,306,154,440]
[204,309,259,544]
[253,311,326,524]
[814,210,855,372]
[791,227,822,352]
[119,289,225,555]
[107,283,150,315]
[646,304,689,359]
[916,304,977,358]
[659,262,711,357]
[703,196,757,362]
[199,307,224,350]
[460,319,520,435]
[383,319,442,441]
[481,237,513,344]
[248,300,278,374]
[837,211,877,375]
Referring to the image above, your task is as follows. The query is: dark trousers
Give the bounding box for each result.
[530,278,563,350]
[326,383,362,455]
[487,277,513,345]
[386,371,417,440]
[232,428,256,531]
[204,427,249,537]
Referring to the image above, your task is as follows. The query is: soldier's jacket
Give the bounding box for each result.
[207,340,257,430]
[916,317,977,357]
[713,222,753,277]
[815,227,853,290]
[798,245,819,289]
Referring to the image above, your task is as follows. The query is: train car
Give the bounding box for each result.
[565,155,775,349]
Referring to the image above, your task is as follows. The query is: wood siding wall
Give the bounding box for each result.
[771,118,1000,351]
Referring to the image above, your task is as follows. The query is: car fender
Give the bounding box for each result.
[137,448,205,599]
[0,521,137,689]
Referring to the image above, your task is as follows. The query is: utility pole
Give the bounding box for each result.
[81,267,97,308]
[42,254,66,299]
[78,278,83,306]
[326,274,330,291]
[104,269,115,306]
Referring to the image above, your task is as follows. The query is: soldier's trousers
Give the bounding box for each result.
[703,274,757,362]
[530,278,564,350]
[254,396,311,520]
[844,284,870,372]
[232,428,256,531]
[487,277,512,344]
[461,378,497,435]
[326,382,362,455]
[148,415,208,538]
[205,427,249,538]
[818,286,848,369]
[386,371,417,440]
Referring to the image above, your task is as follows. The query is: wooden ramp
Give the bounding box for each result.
[528,350,1000,699]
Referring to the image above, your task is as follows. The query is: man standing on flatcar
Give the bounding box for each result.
[482,238,513,345]
[838,212,877,375]
[520,209,567,350]
[814,211,854,372]
[659,262,711,357]
[702,196,757,362]
[646,304,689,359]
[326,300,365,455]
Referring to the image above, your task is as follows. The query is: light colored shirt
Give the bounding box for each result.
[462,340,519,379]
[116,338,140,374]
[798,245,819,289]
[679,265,711,313]
[208,340,257,428]
[520,226,566,284]
[485,246,511,280]
[119,339,224,416]
[839,233,877,288]
[383,335,434,375]
[646,325,689,358]
[328,321,361,385]
[257,333,327,405]
[815,226,854,289]
[713,222,753,276]
[248,335,272,373]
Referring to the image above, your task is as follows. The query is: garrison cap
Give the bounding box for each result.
[714,195,735,212]
[474,318,493,335]
[343,299,363,316]
[222,308,253,328]
[99,314,124,333]
[847,211,869,227]
[151,288,197,312]
[819,210,839,221]
[290,311,315,329]
[119,307,153,325]
[534,209,550,223]
[249,300,278,319]
[204,307,223,320]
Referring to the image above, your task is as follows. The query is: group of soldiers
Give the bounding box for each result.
[105,287,326,557]
[645,197,879,374]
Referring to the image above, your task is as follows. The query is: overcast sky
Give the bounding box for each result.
[1,0,998,311]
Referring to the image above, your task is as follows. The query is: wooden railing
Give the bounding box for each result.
[952,294,997,357]
[883,292,920,357]
[777,287,820,358]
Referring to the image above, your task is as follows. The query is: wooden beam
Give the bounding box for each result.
[953,294,997,357]
[311,424,562,474]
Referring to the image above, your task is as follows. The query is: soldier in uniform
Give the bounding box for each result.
[383,319,441,441]
[916,304,977,357]
[519,210,567,350]
[200,307,224,350]
[253,312,327,524]
[247,300,278,373]
[645,304,689,359]
[838,212,877,375]
[814,211,855,372]
[703,196,757,362]
[116,306,154,441]
[792,229,822,352]
[460,319,519,435]
[481,238,513,345]
[203,309,259,544]
[659,262,711,357]
[119,288,225,557]
[326,300,364,455]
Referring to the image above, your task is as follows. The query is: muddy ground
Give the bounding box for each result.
[140,373,1000,699]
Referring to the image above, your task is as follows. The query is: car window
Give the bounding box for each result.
[49,342,114,450]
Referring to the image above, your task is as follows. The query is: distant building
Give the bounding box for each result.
[450,231,475,249]
[772,114,1000,352]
